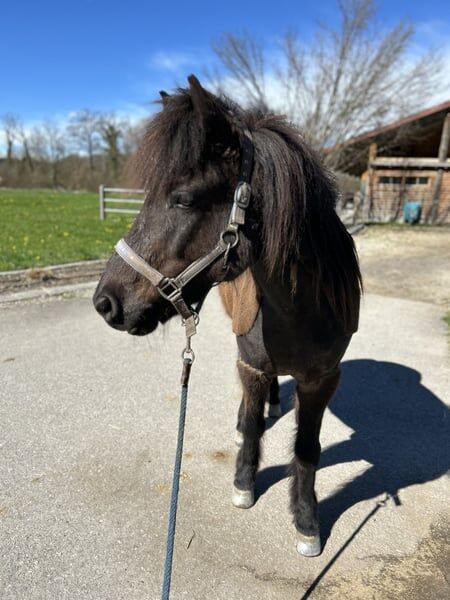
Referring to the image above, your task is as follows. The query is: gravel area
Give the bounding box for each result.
[355,226,450,309]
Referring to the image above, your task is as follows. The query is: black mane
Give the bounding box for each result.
[135,89,362,332]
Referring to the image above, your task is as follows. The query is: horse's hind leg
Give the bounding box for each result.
[232,360,270,509]
[267,378,281,418]
[291,370,340,557]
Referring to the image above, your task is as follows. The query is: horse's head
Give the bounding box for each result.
[93,76,255,335]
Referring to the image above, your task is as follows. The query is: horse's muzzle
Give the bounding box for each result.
[93,288,160,336]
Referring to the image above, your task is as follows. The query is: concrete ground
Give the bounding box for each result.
[0,290,449,599]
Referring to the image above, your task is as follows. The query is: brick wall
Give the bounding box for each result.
[441,171,450,222]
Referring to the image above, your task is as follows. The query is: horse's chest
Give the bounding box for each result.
[237,305,351,380]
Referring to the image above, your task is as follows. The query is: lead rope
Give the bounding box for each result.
[161,328,195,600]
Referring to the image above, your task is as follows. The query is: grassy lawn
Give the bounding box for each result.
[444,312,450,331]
[0,188,135,271]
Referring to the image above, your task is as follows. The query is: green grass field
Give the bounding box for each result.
[0,189,135,271]
[444,312,450,331]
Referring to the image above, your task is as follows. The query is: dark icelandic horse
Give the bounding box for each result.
[93,76,362,557]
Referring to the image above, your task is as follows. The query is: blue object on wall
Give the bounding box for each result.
[403,201,422,224]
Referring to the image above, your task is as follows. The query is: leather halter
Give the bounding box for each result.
[114,130,254,338]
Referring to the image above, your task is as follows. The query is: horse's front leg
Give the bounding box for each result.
[232,360,270,509]
[291,370,340,556]
[235,376,279,446]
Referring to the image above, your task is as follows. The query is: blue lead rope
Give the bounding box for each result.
[161,358,192,600]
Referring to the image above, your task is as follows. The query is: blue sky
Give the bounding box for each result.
[1,0,450,124]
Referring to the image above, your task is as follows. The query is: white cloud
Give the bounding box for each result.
[149,51,197,73]
[115,102,151,124]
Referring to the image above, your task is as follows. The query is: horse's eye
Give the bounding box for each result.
[171,191,193,209]
[219,144,238,159]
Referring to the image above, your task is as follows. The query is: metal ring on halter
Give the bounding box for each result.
[181,347,195,362]
[220,229,239,248]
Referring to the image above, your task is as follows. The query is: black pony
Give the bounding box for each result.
[94,75,362,556]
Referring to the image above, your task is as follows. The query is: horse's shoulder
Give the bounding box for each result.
[218,269,260,336]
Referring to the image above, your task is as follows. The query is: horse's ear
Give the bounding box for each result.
[159,90,170,107]
[187,74,210,118]
[188,74,236,150]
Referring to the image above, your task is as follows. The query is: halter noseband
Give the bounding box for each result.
[114,130,254,338]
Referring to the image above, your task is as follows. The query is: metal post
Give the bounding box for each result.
[99,184,105,220]
[427,113,450,223]
[367,143,377,221]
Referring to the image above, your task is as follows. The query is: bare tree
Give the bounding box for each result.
[98,113,123,178]
[28,126,47,161]
[1,113,19,163]
[212,32,268,110]
[67,109,101,170]
[1,114,35,170]
[42,121,66,187]
[122,119,145,157]
[17,120,35,172]
[212,0,444,170]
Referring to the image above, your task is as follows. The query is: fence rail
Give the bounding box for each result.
[99,185,145,220]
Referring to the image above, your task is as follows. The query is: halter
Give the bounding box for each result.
[114,130,254,342]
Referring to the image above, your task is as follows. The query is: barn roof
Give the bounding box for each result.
[331,99,450,175]
[339,100,450,148]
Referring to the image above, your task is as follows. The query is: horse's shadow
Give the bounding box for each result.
[256,359,450,545]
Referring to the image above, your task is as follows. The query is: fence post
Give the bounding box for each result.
[99,184,105,220]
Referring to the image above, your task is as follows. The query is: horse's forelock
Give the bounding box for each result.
[134,88,247,194]
[134,91,207,193]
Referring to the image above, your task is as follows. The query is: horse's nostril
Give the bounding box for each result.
[95,293,122,324]
[94,291,123,326]
[94,295,112,316]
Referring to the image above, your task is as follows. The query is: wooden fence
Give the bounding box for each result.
[99,185,145,220]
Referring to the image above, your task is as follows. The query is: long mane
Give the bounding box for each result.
[249,112,362,333]
[135,90,362,333]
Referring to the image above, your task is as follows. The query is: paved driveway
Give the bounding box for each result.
[1,290,449,599]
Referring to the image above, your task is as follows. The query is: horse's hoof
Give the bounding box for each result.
[232,486,254,509]
[268,403,282,419]
[296,534,321,557]
[234,430,244,447]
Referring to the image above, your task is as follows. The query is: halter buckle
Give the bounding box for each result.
[234,182,251,209]
[157,278,183,303]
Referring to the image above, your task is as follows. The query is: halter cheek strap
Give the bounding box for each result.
[114,130,254,338]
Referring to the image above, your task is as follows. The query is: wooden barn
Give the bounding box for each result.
[336,100,450,223]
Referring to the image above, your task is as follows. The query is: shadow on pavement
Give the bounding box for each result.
[255,359,450,546]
